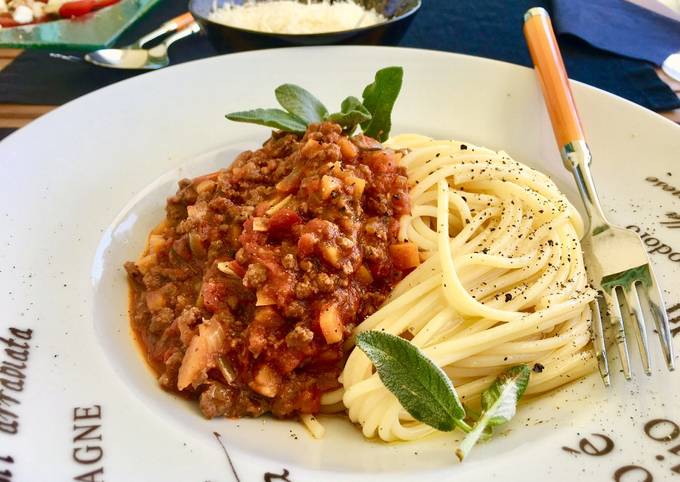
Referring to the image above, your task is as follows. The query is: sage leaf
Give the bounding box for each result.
[463,407,493,441]
[275,84,328,125]
[356,331,466,432]
[455,365,530,461]
[360,66,403,141]
[326,96,372,134]
[225,67,404,137]
[225,108,307,133]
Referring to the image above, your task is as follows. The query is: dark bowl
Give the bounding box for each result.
[188,0,421,53]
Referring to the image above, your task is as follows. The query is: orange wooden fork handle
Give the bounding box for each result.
[166,12,194,31]
[523,8,584,149]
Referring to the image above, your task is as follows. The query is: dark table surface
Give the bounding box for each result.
[1,0,679,140]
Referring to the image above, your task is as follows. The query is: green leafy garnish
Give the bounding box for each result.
[326,96,372,134]
[360,66,403,141]
[356,331,468,432]
[356,330,531,462]
[274,84,328,125]
[225,67,404,141]
[225,108,307,134]
[455,365,530,461]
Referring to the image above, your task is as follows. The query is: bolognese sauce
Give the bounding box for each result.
[125,122,416,419]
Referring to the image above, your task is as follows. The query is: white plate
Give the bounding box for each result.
[1,46,679,482]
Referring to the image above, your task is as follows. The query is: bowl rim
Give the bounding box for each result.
[188,0,422,39]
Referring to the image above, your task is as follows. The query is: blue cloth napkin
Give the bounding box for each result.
[397,0,680,111]
[553,0,680,66]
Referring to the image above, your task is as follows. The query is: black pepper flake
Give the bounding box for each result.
[505,293,512,302]
[533,363,545,373]
[460,144,468,150]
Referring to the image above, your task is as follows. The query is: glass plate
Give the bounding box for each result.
[0,0,161,50]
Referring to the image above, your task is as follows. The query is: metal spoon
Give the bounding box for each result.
[50,12,197,69]
[85,21,200,70]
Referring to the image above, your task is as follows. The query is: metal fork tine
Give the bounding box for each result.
[524,9,674,383]
[642,270,676,371]
[603,289,632,380]
[590,297,610,386]
[623,283,652,375]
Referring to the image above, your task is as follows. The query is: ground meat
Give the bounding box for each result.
[148,307,174,334]
[126,122,411,419]
[199,381,269,418]
[294,279,314,299]
[315,272,335,293]
[124,261,143,285]
[242,262,268,288]
[158,350,183,389]
[283,301,305,318]
[281,253,297,270]
[285,325,314,349]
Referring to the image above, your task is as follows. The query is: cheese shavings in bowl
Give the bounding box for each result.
[208,0,387,34]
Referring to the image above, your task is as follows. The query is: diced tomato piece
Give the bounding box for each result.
[275,349,304,374]
[254,202,270,217]
[362,149,397,173]
[297,232,318,257]
[201,280,228,312]
[295,388,320,413]
[268,208,302,235]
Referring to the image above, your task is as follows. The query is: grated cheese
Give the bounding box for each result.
[208,0,386,34]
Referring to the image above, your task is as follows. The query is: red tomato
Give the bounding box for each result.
[201,280,227,313]
[268,208,301,235]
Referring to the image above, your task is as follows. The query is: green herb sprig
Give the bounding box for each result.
[456,364,530,461]
[226,66,403,141]
[356,331,530,461]
[356,330,469,433]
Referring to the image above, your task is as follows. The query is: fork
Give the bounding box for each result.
[523,8,676,385]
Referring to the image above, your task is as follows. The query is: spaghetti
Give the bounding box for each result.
[328,134,597,441]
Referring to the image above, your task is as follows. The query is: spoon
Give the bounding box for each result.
[85,20,200,70]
